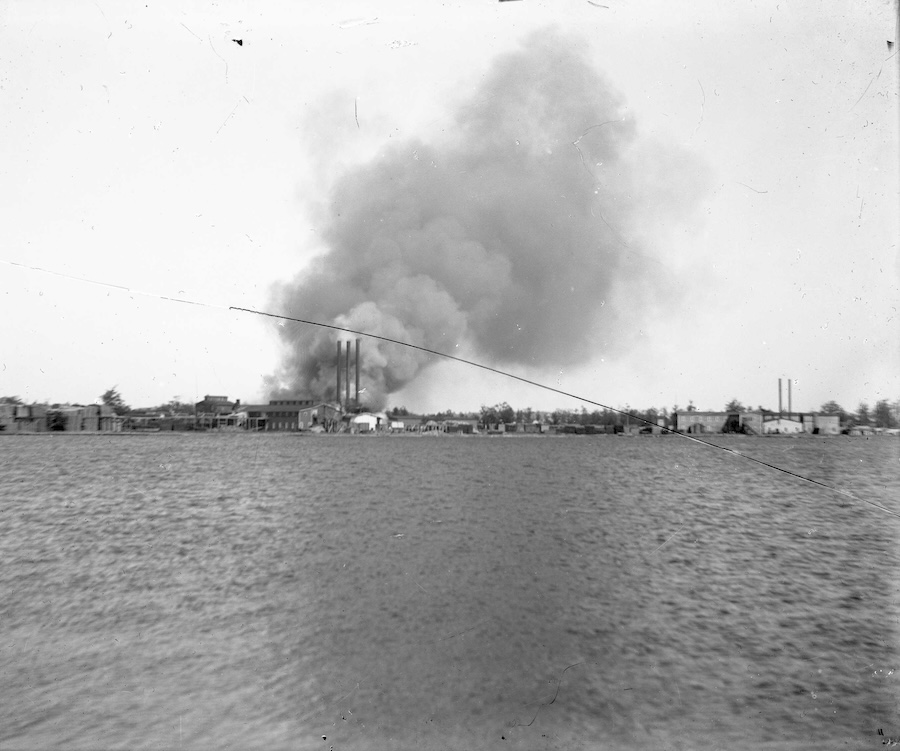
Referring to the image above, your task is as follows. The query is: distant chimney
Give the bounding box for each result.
[778,378,782,416]
[336,341,342,409]
[788,379,792,417]
[345,343,351,407]
[355,338,361,407]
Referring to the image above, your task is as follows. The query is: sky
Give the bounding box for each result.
[1,0,897,415]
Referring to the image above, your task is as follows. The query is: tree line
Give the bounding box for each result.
[4,391,899,429]
[391,398,900,429]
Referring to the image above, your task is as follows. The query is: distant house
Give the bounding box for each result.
[352,412,386,433]
[195,395,237,416]
[0,404,48,433]
[60,404,120,432]
[0,404,18,432]
[239,399,335,431]
[813,414,840,435]
[762,417,804,434]
[675,411,729,434]
[444,420,476,434]
[393,415,426,432]
[298,403,341,431]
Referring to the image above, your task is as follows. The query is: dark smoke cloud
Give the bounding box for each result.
[269,30,703,409]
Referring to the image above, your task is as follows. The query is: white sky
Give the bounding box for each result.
[1,0,897,414]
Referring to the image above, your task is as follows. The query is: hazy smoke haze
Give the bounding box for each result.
[269,30,705,409]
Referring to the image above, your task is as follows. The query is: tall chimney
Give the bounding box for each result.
[355,338,361,408]
[336,341,342,409]
[345,343,351,408]
[788,378,792,418]
[778,378,782,416]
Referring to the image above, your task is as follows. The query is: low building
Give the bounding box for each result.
[298,403,341,431]
[762,416,804,434]
[0,404,49,433]
[60,404,120,431]
[675,411,730,434]
[676,410,837,436]
[352,412,386,433]
[194,395,236,415]
[391,415,425,431]
[813,414,840,435]
[444,420,476,434]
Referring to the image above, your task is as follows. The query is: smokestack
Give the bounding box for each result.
[778,378,782,416]
[788,378,792,418]
[336,341,342,409]
[355,338,361,408]
[345,343,351,408]
[265,31,708,410]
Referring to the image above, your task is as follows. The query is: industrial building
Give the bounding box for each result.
[675,410,840,435]
[240,400,341,432]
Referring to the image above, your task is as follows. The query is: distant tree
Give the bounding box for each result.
[873,399,896,428]
[480,404,499,427]
[480,402,515,426]
[856,402,871,425]
[686,400,697,412]
[1,395,25,405]
[725,398,744,412]
[820,400,844,415]
[516,407,534,423]
[641,407,660,425]
[46,410,68,431]
[390,406,410,417]
[100,387,130,415]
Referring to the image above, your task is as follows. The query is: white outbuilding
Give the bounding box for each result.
[351,412,387,433]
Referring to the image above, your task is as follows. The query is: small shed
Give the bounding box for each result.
[352,412,386,433]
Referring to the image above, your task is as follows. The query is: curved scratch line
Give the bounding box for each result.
[208,35,228,84]
[517,661,587,727]
[571,119,639,253]
[736,181,768,194]
[691,79,705,139]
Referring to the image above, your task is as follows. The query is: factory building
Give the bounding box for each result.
[675,410,841,435]
[674,411,732,434]
[239,400,341,432]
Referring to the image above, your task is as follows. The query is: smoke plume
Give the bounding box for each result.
[269,31,701,409]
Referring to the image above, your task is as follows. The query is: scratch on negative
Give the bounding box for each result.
[209,35,228,84]
[216,101,240,135]
[181,22,202,42]
[850,66,882,110]
[691,80,705,139]
[651,523,684,554]
[736,181,768,194]
[517,662,587,727]
[438,621,486,642]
